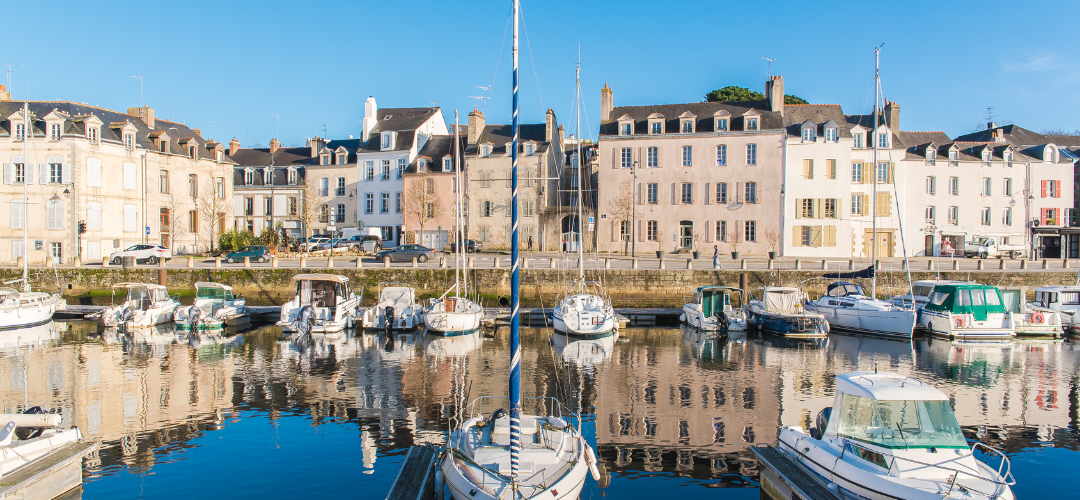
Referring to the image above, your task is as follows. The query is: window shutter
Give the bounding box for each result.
[827,159,837,179]
[671,183,677,205]
[795,199,803,219]
[637,183,643,205]
[704,183,710,204]
[862,167,871,184]
[62,162,70,185]
[791,226,802,247]
[824,225,836,247]
[25,163,34,185]
[638,220,645,242]
[735,182,742,203]
[815,199,825,219]
[861,195,869,216]
[611,148,618,169]
[38,164,46,184]
[888,163,894,183]
[611,221,617,242]
[234,195,244,216]
[804,159,813,179]
[1056,180,1061,198]
[1041,180,1047,198]
[2,164,10,185]
[812,226,823,247]
[705,221,713,242]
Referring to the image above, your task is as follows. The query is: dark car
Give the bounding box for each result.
[225,245,270,263]
[449,239,482,253]
[374,245,437,263]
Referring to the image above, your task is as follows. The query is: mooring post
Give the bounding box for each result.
[740,259,747,270]
[1020,260,1027,270]
[928,259,935,270]
[300,255,306,268]
[1043,259,1049,269]
[159,268,167,286]
[605,257,611,269]
[739,272,748,299]
[188,256,195,268]
[244,256,250,268]
[384,256,390,268]
[1064,259,1070,269]
[977,260,984,270]
[272,256,279,268]
[440,257,448,268]
[768,260,774,270]
[356,257,363,268]
[952,259,959,270]
[659,258,665,270]
[328,256,335,268]
[686,258,693,270]
[848,259,854,270]
[215,256,222,268]
[632,258,638,269]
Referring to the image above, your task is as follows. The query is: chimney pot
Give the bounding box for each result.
[269,138,280,154]
[0,84,9,101]
[600,84,614,122]
[229,138,241,155]
[468,109,486,146]
[765,75,784,115]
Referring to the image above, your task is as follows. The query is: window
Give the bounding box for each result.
[522,200,535,217]
[949,149,958,166]
[682,121,693,133]
[189,145,197,159]
[50,123,61,140]
[88,241,100,259]
[948,206,959,225]
[124,162,139,189]
[1003,178,1012,196]
[681,182,693,204]
[851,162,863,183]
[216,177,225,199]
[716,220,727,242]
[853,133,863,149]
[443,157,452,171]
[159,138,167,152]
[188,210,198,233]
[926,176,936,195]
[682,146,692,167]
[651,122,662,134]
[482,200,493,217]
[336,177,345,196]
[87,202,101,230]
[481,144,492,157]
[619,220,629,240]
[287,169,297,185]
[981,208,991,226]
[744,182,758,203]
[49,162,62,184]
[716,118,728,131]
[86,158,101,187]
[926,148,937,165]
[87,127,98,144]
[1003,207,1013,226]
[877,131,888,148]
[803,159,814,179]
[10,201,25,229]
[244,169,254,185]
[319,177,329,197]
[982,151,991,167]
[621,123,632,135]
[825,127,838,142]
[1044,180,1060,198]
[319,205,329,223]
[647,147,658,167]
[265,197,272,215]
[647,220,658,241]
[824,199,838,219]
[396,192,403,213]
[800,226,812,247]
[826,159,837,179]
[288,197,298,215]
[382,133,391,149]
[380,193,389,213]
[188,174,198,198]
[715,145,727,166]
[948,177,959,195]
[426,178,435,195]
[123,204,136,232]
[800,199,815,218]
[11,241,24,261]
[802,127,816,142]
[981,178,991,196]
[365,161,374,180]
[746,118,758,130]
[382,160,391,180]
[50,243,61,265]
[875,192,892,217]
[1005,151,1013,168]
[425,202,435,218]
[244,197,254,216]
[715,182,728,204]
[647,183,658,204]
[925,206,936,223]
[875,162,890,183]
[621,147,632,168]
[745,144,757,165]
[851,195,863,215]
[744,220,756,242]
[1043,208,1060,225]
[397,159,406,179]
[338,153,347,165]
[336,203,346,223]
[160,207,170,232]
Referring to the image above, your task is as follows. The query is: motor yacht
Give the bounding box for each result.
[999,286,1063,338]
[919,284,1015,340]
[361,282,422,331]
[805,281,915,338]
[681,285,747,333]
[100,283,180,329]
[746,287,829,337]
[173,282,248,331]
[277,274,362,333]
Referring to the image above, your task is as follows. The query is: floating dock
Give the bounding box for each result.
[385,445,438,500]
[0,440,99,500]
[749,445,840,500]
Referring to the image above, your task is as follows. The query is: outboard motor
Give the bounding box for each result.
[187,306,202,330]
[716,309,729,335]
[384,306,395,333]
[119,307,135,328]
[294,305,315,337]
[810,407,832,440]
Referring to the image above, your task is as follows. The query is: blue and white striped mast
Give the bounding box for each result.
[508,0,523,485]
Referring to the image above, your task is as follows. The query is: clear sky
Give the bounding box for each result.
[5,0,1077,146]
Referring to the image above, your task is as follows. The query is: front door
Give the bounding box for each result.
[924,235,934,257]
[680,221,694,250]
[863,230,894,258]
[1041,235,1062,259]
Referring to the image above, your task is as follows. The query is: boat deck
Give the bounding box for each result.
[750,445,840,500]
[0,440,99,500]
[384,445,437,500]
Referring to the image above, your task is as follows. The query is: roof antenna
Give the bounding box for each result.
[760,57,775,79]
[318,123,327,138]
[986,107,994,129]
[4,63,19,90]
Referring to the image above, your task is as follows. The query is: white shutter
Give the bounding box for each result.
[11,201,26,229]
[123,204,136,232]
[39,164,47,184]
[88,241,100,260]
[87,202,101,231]
[704,183,711,205]
[234,195,244,216]
[25,163,34,185]
[61,162,71,185]
[86,158,101,187]
[671,183,677,205]
[705,221,713,242]
[123,162,136,190]
[2,163,10,184]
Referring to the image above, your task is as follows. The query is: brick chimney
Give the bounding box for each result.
[362,96,378,141]
[310,136,325,158]
[600,84,613,122]
[545,108,556,142]
[127,105,155,129]
[0,85,10,101]
[884,99,900,135]
[468,108,485,146]
[269,138,280,154]
[765,75,784,115]
[229,138,241,155]
[990,123,1005,143]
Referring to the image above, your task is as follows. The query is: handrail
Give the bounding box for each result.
[874,441,1015,491]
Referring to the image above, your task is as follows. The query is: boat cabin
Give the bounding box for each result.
[1032,286,1080,311]
[689,286,741,315]
[292,274,353,314]
[195,282,236,302]
[759,287,804,314]
[925,284,1007,320]
[889,279,968,309]
[113,283,171,310]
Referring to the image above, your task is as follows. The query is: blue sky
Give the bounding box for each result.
[5,0,1078,146]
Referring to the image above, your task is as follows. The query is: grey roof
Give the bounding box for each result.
[953,124,1048,146]
[409,134,466,173]
[466,124,549,155]
[844,114,905,148]
[782,104,852,138]
[0,100,234,164]
[600,100,782,135]
[358,130,416,152]
[896,131,952,160]
[230,147,309,187]
[355,107,438,152]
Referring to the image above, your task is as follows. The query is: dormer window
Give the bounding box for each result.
[1005,151,1013,167]
[801,121,816,142]
[746,117,758,130]
[1045,146,1058,163]
[716,118,728,131]
[13,123,25,141]
[381,131,393,150]
[926,148,937,165]
[853,133,864,148]
[877,131,889,148]
[159,139,168,153]
[504,142,513,156]
[824,127,838,142]
[287,168,297,185]
[949,148,959,166]
[481,144,492,157]
[244,169,254,185]
[418,158,426,170]
[320,154,330,166]
[443,156,452,172]
[981,149,991,167]
[124,133,134,149]
[189,145,197,159]
[651,122,662,134]
[86,126,97,144]
[621,123,632,135]
[216,150,223,162]
[49,123,61,140]
[337,153,347,165]
[524,143,535,156]
[681,121,693,133]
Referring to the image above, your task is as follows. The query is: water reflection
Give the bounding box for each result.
[0,322,1073,498]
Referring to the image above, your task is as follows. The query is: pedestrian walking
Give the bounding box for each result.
[528,235,533,252]
[712,245,721,269]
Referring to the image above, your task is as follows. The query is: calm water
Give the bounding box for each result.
[0,321,1076,498]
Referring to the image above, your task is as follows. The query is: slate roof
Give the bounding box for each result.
[896,131,952,160]
[356,107,438,152]
[782,104,851,138]
[953,124,1047,146]
[844,113,905,148]
[0,100,233,164]
[408,134,466,174]
[230,147,309,187]
[465,124,549,155]
[599,100,783,136]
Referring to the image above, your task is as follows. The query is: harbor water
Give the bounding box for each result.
[0,321,1076,498]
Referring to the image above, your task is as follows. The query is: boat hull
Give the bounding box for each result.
[805,304,915,339]
[681,306,748,333]
[423,311,483,337]
[0,293,65,331]
[552,312,617,339]
[748,310,829,337]
[921,310,1015,340]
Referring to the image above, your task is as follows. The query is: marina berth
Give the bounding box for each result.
[746,287,829,337]
[173,282,248,331]
[100,283,180,329]
[680,285,747,333]
[919,284,1015,340]
[361,282,422,331]
[999,286,1063,338]
[277,274,361,333]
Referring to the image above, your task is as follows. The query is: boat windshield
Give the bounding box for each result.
[836,394,968,449]
[1061,292,1080,305]
[197,287,233,301]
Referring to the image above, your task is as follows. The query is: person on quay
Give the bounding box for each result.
[713,245,721,269]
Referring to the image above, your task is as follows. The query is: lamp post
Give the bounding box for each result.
[631,159,638,258]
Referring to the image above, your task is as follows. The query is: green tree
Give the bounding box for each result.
[705,86,809,104]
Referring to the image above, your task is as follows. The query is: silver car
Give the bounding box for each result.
[109,244,172,265]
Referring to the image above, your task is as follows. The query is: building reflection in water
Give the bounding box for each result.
[0,321,1075,493]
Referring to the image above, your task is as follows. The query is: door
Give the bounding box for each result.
[680,221,694,250]
[1041,235,1062,259]
[924,235,934,257]
[863,230,894,258]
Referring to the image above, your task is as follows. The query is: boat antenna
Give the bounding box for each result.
[871,44,882,299]
[508,0,523,485]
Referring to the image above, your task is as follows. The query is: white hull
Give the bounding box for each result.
[0,426,84,477]
[102,303,178,328]
[423,310,483,336]
[921,310,1015,339]
[681,306,747,332]
[805,304,915,338]
[278,300,360,333]
[0,292,65,330]
[553,293,617,338]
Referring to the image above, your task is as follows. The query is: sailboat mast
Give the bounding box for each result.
[508,0,522,483]
[22,102,29,293]
[575,62,584,284]
[454,111,462,300]
[871,47,880,299]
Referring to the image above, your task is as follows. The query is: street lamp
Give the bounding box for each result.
[631,159,638,258]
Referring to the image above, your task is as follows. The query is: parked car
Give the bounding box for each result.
[225,245,270,263]
[449,239,482,253]
[374,245,437,263]
[109,244,172,265]
[303,237,330,252]
[342,235,383,253]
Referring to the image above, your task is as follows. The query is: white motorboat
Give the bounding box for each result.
[1030,286,1080,334]
[805,281,915,338]
[777,371,1015,500]
[278,274,362,333]
[553,281,617,339]
[361,282,422,331]
[920,283,1015,339]
[173,282,248,331]
[441,9,599,497]
[999,286,1063,338]
[746,287,829,337]
[0,287,66,331]
[680,285,747,333]
[0,321,60,351]
[0,409,94,497]
[100,283,180,329]
[889,279,968,312]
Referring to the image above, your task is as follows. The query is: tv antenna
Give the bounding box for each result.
[986,107,994,128]
[760,57,775,79]
[318,123,327,138]
[426,101,439,107]
[4,64,19,89]
[130,74,143,107]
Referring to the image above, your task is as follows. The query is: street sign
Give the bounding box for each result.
[588,216,595,224]
[145,226,150,235]
[588,223,595,232]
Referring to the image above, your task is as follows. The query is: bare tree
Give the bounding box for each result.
[607,180,638,255]
[197,178,230,253]
[162,194,188,252]
[295,180,326,251]
[405,171,444,248]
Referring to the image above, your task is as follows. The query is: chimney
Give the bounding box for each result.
[545,108,556,142]
[361,96,378,141]
[269,138,280,154]
[128,105,155,129]
[191,127,202,138]
[0,85,10,101]
[310,136,325,158]
[600,83,613,122]
[468,108,485,146]
[229,138,241,155]
[990,124,1005,143]
[884,100,900,135]
[765,75,784,115]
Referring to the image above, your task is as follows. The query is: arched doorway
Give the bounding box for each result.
[561,215,580,253]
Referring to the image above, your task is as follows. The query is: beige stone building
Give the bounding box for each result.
[0,89,234,264]
[596,83,785,257]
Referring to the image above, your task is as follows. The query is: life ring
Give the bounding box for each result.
[1031,312,1045,324]
[953,316,965,329]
